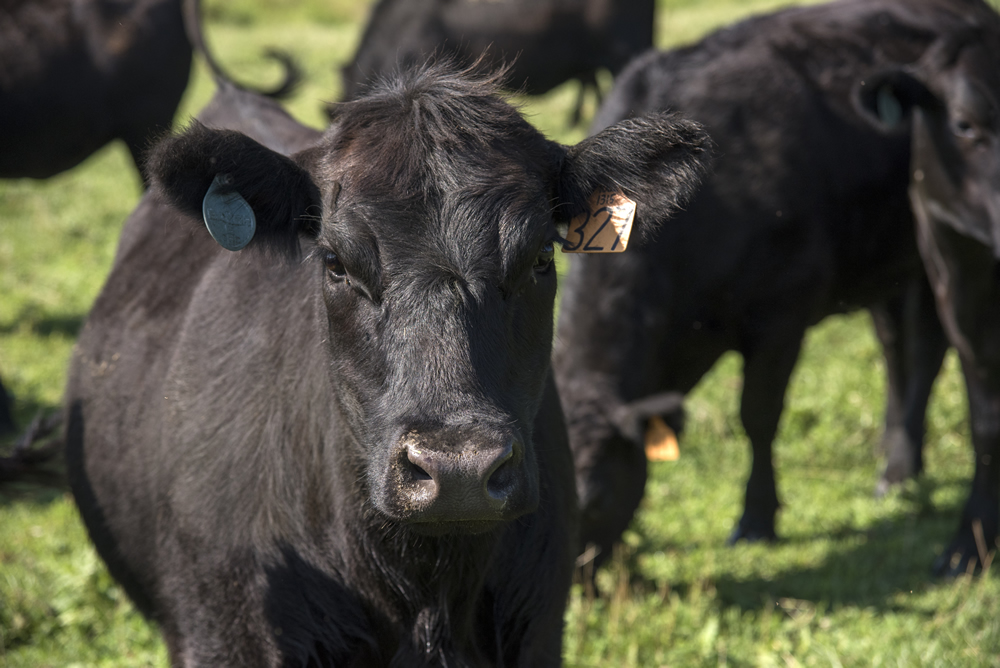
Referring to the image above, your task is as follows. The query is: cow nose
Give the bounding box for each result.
[395,435,531,528]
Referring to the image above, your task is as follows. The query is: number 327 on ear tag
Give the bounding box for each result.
[202,173,256,251]
[562,190,636,253]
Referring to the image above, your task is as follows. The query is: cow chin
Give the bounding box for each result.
[408,519,507,538]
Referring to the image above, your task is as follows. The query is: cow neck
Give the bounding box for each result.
[340,509,505,664]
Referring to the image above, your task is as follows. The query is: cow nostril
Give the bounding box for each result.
[484,439,518,501]
[405,447,434,482]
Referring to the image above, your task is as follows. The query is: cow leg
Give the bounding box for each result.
[869,276,948,496]
[932,358,1000,577]
[728,329,805,544]
[569,72,599,127]
[0,375,14,436]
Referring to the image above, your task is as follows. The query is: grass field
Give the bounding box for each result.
[2,0,999,666]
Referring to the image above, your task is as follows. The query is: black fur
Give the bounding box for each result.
[555,0,997,572]
[66,62,709,666]
[0,377,13,437]
[0,0,298,438]
[0,0,298,182]
[337,0,655,124]
[862,3,1000,576]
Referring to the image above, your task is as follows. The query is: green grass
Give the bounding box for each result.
[2,0,1000,666]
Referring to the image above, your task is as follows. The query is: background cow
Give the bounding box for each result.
[555,0,996,575]
[338,0,655,124]
[858,7,1000,574]
[0,0,297,182]
[0,378,12,436]
[65,60,709,664]
[0,0,297,439]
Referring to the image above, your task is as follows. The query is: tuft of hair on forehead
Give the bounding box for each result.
[319,59,555,200]
[328,56,516,121]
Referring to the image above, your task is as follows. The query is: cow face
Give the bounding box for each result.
[149,65,709,535]
[857,26,1000,256]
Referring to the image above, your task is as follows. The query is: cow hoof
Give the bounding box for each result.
[932,546,980,578]
[874,477,895,499]
[876,443,919,499]
[726,522,778,545]
[932,534,993,578]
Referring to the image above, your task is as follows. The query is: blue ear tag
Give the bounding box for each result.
[202,173,256,251]
[876,84,902,129]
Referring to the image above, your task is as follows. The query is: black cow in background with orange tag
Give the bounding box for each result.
[555,0,1000,576]
[64,59,710,664]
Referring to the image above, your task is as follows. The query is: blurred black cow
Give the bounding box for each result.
[64,60,709,664]
[555,0,998,575]
[0,379,12,436]
[338,0,655,124]
[0,0,297,182]
[0,0,191,180]
[0,0,296,439]
[859,4,1000,574]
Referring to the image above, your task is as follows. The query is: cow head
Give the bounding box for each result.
[855,15,1000,257]
[148,64,709,536]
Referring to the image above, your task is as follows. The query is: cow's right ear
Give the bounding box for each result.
[148,122,321,257]
[854,69,942,133]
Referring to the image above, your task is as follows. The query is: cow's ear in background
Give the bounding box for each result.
[611,391,685,448]
[854,69,942,132]
[556,112,712,243]
[147,122,321,257]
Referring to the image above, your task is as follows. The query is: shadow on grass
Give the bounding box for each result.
[1,402,68,500]
[0,309,86,338]
[0,485,68,507]
[618,478,985,613]
[4,395,62,444]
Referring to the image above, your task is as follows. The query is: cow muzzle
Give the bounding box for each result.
[382,428,538,533]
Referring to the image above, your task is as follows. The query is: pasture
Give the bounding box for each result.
[1,0,999,665]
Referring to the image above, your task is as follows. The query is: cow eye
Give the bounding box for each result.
[323,250,346,279]
[952,117,979,140]
[534,241,555,272]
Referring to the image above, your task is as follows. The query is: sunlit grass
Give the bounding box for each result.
[3,1,999,666]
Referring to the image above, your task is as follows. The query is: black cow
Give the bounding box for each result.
[0,0,296,181]
[0,378,12,436]
[1,0,191,179]
[338,0,655,124]
[555,0,995,573]
[64,61,709,664]
[858,4,1000,574]
[0,0,296,440]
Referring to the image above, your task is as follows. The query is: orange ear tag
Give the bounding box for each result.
[645,416,680,462]
[562,190,636,253]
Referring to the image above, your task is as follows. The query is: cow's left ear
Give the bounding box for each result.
[611,391,685,447]
[557,113,712,241]
[148,121,322,257]
[854,69,943,132]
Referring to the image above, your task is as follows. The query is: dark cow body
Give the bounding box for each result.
[65,62,708,664]
[858,3,1000,574]
[0,0,192,179]
[0,377,12,436]
[556,0,994,572]
[0,0,297,181]
[0,0,296,441]
[338,0,654,123]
